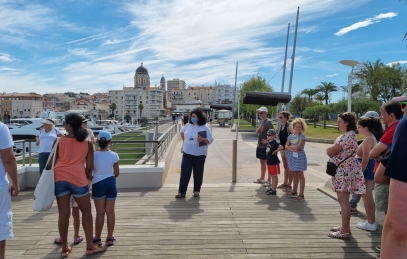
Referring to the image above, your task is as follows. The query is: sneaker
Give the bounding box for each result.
[253,179,265,184]
[266,189,277,195]
[263,181,271,187]
[375,245,381,252]
[356,221,377,231]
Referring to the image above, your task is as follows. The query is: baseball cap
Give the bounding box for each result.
[257,107,268,113]
[392,95,407,102]
[267,129,276,135]
[80,115,89,122]
[360,111,379,119]
[41,118,55,125]
[97,130,112,141]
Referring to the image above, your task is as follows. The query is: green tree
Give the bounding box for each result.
[109,102,117,118]
[140,116,148,126]
[301,88,319,102]
[316,81,338,105]
[124,114,132,123]
[314,93,325,104]
[138,103,144,121]
[355,59,384,101]
[238,75,274,125]
[352,99,381,117]
[290,94,307,117]
[376,63,407,102]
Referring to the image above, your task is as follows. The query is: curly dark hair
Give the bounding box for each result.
[190,108,207,126]
[64,113,88,142]
[338,112,357,131]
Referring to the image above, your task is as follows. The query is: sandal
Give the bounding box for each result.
[282,185,292,191]
[86,246,105,256]
[61,246,72,258]
[106,237,116,246]
[277,184,287,189]
[54,237,62,245]
[74,236,83,245]
[285,192,297,197]
[92,238,102,246]
[193,192,200,197]
[327,231,351,239]
[175,193,186,198]
[294,195,305,201]
[330,226,341,232]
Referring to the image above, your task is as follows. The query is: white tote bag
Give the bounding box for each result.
[33,138,60,212]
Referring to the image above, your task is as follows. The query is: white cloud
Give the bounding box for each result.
[334,12,397,36]
[0,54,12,62]
[0,67,22,72]
[386,61,407,66]
[103,39,128,45]
[326,74,338,77]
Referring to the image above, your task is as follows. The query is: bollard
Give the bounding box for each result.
[232,139,237,183]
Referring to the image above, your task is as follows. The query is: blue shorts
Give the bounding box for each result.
[256,147,267,160]
[92,177,117,201]
[358,158,375,181]
[55,181,89,198]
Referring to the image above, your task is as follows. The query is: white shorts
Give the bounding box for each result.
[0,184,13,241]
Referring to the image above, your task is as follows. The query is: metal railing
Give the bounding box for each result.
[15,124,179,167]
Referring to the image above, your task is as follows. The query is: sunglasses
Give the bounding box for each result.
[258,112,264,115]
[267,134,275,136]
[400,102,407,108]
[278,116,284,119]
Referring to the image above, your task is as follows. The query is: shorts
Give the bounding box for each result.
[92,177,117,201]
[280,150,287,156]
[375,183,389,212]
[358,158,375,181]
[0,185,13,241]
[267,164,280,176]
[256,147,267,160]
[55,181,89,198]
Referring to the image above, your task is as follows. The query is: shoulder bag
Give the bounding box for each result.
[33,138,60,212]
[326,151,355,177]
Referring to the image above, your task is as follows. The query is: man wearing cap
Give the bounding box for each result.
[380,95,407,258]
[253,107,274,184]
[80,116,96,144]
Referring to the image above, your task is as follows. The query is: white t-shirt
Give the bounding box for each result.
[92,150,119,184]
[38,128,61,153]
[180,123,213,156]
[86,129,94,141]
[0,123,13,186]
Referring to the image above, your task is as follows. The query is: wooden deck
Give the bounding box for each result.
[7,185,380,258]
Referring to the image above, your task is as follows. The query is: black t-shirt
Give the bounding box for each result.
[266,140,280,165]
[183,116,188,125]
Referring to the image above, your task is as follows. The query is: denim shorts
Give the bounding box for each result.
[55,181,89,198]
[357,158,375,181]
[92,177,117,201]
[256,147,267,160]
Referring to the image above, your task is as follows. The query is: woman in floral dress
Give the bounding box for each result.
[326,112,366,239]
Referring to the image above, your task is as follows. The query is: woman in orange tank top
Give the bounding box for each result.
[48,113,104,257]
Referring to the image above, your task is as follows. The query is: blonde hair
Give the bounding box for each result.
[291,118,307,132]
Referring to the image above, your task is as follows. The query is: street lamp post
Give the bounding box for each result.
[340,60,360,112]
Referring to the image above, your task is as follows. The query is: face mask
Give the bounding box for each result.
[191,117,197,124]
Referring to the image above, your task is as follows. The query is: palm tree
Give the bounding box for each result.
[315,93,325,104]
[317,81,338,105]
[355,59,384,101]
[109,102,117,118]
[138,103,144,121]
[300,88,319,102]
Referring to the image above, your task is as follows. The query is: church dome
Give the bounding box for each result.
[160,74,165,83]
[136,62,148,74]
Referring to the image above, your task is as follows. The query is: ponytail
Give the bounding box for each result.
[65,113,88,142]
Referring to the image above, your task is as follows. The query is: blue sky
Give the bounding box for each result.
[0,0,406,102]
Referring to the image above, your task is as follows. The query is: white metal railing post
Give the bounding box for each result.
[232,140,237,182]
[22,142,26,167]
[154,142,158,167]
[29,141,32,166]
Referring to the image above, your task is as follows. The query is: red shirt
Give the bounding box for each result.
[373,121,399,172]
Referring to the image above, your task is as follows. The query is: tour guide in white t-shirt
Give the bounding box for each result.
[0,122,20,258]
[175,109,214,198]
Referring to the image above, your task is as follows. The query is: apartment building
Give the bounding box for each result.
[0,92,43,118]
[167,78,186,104]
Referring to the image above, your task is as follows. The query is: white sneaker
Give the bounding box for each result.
[253,179,265,184]
[356,221,377,231]
[263,181,271,187]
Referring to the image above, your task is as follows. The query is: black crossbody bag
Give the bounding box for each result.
[326,151,355,176]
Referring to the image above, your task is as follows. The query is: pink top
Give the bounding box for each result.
[54,137,89,187]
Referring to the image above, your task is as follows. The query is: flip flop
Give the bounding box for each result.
[106,237,116,246]
[54,237,62,245]
[92,238,102,246]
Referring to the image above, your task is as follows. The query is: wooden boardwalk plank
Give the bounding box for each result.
[6,186,380,258]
